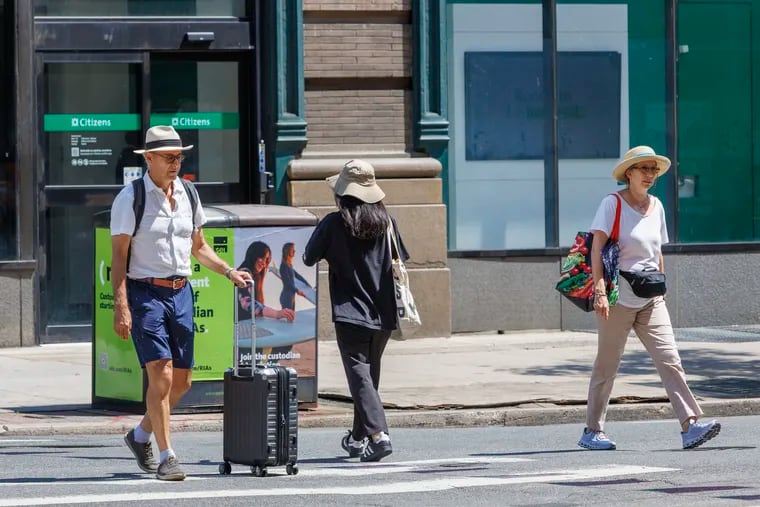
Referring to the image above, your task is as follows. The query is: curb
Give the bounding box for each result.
[1,398,759,437]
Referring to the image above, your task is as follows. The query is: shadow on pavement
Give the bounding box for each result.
[519,348,760,398]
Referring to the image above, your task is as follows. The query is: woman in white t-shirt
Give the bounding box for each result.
[577,146,721,451]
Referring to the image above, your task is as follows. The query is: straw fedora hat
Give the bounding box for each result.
[133,125,194,154]
[612,146,671,183]
[326,159,386,204]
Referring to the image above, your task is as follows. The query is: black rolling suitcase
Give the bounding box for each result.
[219,283,299,477]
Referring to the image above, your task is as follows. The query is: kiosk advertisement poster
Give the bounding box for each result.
[233,226,317,379]
[93,224,317,404]
[93,227,236,402]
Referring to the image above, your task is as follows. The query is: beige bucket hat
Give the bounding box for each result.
[327,159,386,204]
[612,146,671,183]
[133,125,194,154]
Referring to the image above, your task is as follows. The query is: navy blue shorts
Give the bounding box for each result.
[127,279,195,369]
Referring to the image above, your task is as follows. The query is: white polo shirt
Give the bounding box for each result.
[110,173,207,279]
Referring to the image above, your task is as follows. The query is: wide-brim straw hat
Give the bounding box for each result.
[612,146,671,183]
[326,159,386,204]
[133,125,194,154]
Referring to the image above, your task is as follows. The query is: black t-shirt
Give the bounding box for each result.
[303,212,409,330]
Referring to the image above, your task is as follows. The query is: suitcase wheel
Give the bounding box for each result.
[286,463,299,476]
[219,462,232,475]
[251,465,268,477]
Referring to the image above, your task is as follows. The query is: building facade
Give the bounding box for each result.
[0,0,757,347]
[446,0,760,333]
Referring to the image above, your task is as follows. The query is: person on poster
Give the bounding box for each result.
[236,271,295,323]
[238,241,270,307]
[110,126,251,481]
[278,242,309,311]
[579,146,721,451]
[304,159,408,463]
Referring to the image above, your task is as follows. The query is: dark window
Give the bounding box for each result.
[33,0,247,17]
[465,51,621,161]
[0,0,16,260]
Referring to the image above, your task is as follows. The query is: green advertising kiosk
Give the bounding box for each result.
[92,204,319,411]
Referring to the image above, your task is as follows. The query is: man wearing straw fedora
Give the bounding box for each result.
[110,126,251,480]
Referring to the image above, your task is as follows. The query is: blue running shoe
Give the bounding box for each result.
[682,420,721,449]
[578,428,617,450]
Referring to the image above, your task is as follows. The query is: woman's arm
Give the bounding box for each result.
[303,218,329,266]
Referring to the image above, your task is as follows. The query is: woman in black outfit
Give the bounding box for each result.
[303,159,408,463]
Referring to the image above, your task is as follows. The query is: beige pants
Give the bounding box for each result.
[586,297,703,431]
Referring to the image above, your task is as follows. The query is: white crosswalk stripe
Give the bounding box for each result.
[0,463,677,506]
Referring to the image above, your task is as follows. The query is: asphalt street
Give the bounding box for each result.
[0,416,757,506]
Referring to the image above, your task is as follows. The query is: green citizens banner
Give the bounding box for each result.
[149,112,240,130]
[93,227,235,402]
[44,114,141,132]
[43,113,240,132]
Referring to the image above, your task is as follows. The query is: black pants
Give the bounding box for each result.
[334,322,391,440]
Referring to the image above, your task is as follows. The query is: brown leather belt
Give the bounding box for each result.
[137,277,187,290]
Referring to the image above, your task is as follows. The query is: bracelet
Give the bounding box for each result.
[594,292,607,298]
[224,267,233,279]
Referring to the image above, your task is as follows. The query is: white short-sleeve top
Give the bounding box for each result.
[590,191,669,308]
[110,173,207,279]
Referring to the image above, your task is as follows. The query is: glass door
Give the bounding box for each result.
[39,52,251,342]
[149,54,249,197]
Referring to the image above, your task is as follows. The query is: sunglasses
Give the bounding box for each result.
[632,166,659,176]
[154,153,186,164]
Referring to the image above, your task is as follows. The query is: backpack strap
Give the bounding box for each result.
[131,178,146,237]
[180,178,199,228]
[126,178,146,272]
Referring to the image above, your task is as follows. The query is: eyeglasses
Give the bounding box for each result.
[154,153,186,164]
[633,166,659,176]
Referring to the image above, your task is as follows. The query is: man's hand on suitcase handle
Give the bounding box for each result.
[228,269,253,288]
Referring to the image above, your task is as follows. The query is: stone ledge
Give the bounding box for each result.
[288,156,442,179]
[289,178,442,206]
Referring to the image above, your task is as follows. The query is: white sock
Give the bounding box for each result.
[133,424,152,444]
[159,449,176,464]
[372,432,390,443]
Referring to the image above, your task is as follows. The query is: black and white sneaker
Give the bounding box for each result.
[360,436,392,462]
[341,430,365,458]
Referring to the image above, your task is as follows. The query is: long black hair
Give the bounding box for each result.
[337,194,389,240]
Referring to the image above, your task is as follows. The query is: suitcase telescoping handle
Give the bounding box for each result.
[233,279,257,376]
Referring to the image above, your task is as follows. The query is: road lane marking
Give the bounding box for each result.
[0,465,678,505]
[0,457,531,485]
[0,439,57,444]
[0,477,205,487]
[296,456,531,477]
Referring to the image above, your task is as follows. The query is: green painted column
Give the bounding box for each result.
[262,0,307,204]
[413,0,450,159]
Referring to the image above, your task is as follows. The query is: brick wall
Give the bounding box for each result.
[303,1,412,150]
[304,24,411,78]
[305,89,411,146]
[303,0,411,11]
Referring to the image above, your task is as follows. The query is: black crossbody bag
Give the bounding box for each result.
[619,269,666,298]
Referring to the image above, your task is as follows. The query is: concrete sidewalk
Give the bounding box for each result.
[2,328,760,436]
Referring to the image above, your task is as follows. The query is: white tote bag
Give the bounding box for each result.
[387,220,421,338]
